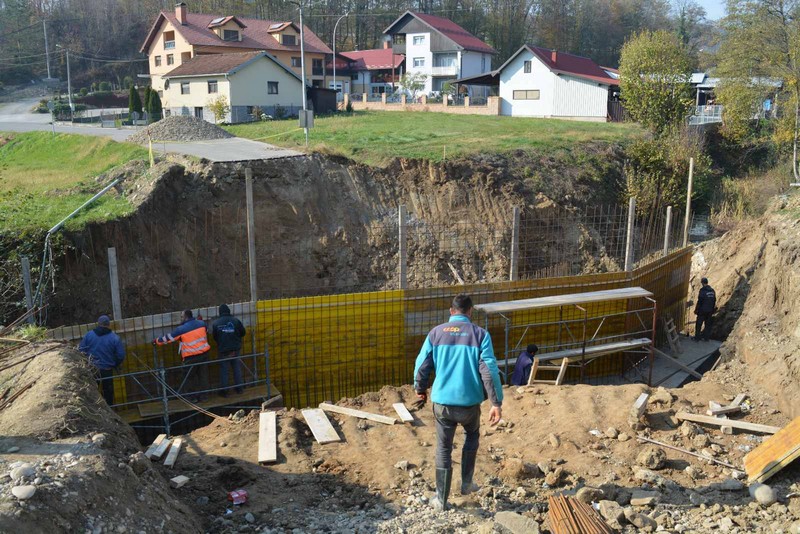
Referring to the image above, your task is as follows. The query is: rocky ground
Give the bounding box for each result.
[128,116,234,144]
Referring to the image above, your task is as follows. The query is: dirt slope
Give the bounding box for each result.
[691,191,800,418]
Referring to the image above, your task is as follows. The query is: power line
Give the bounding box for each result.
[70,52,148,63]
[0,49,60,61]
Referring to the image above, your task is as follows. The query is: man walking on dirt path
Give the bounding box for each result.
[694,277,716,342]
[154,310,211,402]
[212,304,247,397]
[413,294,504,512]
[79,315,126,406]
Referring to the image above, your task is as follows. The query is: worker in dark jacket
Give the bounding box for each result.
[694,277,716,341]
[154,310,211,401]
[414,294,503,512]
[212,304,247,397]
[79,315,125,406]
[511,344,538,386]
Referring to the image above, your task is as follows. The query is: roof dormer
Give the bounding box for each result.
[267,22,300,46]
[208,16,246,42]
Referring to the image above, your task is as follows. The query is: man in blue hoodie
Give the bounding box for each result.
[212,304,247,397]
[79,315,125,406]
[414,294,503,511]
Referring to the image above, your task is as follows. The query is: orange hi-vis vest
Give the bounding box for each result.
[156,318,210,359]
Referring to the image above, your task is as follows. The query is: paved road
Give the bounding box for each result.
[0,98,301,162]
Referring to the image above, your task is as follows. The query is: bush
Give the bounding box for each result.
[79,87,88,96]
[274,104,287,119]
[98,81,112,91]
[123,76,133,90]
[710,167,790,230]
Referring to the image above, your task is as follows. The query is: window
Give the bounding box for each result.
[282,34,296,46]
[413,35,425,45]
[481,56,486,71]
[291,57,301,67]
[181,82,190,95]
[413,57,425,68]
[167,54,174,66]
[513,89,540,100]
[154,55,162,67]
[523,61,532,73]
[267,81,279,94]
[164,31,175,49]
[351,73,359,80]
[207,80,218,94]
[223,29,239,41]
[312,58,323,76]
[158,90,164,98]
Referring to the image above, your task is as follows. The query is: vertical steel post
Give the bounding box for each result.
[43,21,51,79]
[648,298,657,387]
[683,158,694,247]
[107,247,123,321]
[245,168,258,304]
[504,317,510,382]
[21,257,34,324]
[265,345,271,399]
[624,197,636,271]
[509,206,520,281]
[663,205,672,256]
[578,305,588,384]
[161,367,170,436]
[398,205,407,289]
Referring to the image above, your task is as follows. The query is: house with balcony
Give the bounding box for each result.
[140,2,332,97]
[383,11,495,97]
[329,45,405,96]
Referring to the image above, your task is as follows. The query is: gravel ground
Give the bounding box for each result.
[128,116,234,143]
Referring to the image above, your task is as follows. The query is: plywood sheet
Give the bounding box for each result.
[745,415,800,484]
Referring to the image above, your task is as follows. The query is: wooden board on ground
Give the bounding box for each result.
[631,393,650,419]
[170,475,189,488]
[745,415,800,484]
[144,434,166,459]
[676,412,780,434]
[258,411,277,464]
[150,437,172,460]
[392,403,414,423]
[319,402,396,425]
[302,408,341,444]
[163,438,183,468]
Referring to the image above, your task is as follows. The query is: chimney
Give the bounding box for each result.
[551,50,557,63]
[176,2,187,25]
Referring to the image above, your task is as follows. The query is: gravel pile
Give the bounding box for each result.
[128,115,234,143]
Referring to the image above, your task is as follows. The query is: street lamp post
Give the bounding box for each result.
[332,12,349,103]
[56,44,72,120]
[289,0,309,147]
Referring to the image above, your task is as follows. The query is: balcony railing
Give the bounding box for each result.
[431,65,458,76]
[689,104,723,125]
[164,41,176,50]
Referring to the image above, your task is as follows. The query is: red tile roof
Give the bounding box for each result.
[141,11,332,55]
[339,49,404,70]
[162,51,260,77]
[527,46,616,85]
[410,12,495,54]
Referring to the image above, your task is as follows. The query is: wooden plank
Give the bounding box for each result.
[258,411,277,464]
[526,357,539,386]
[631,393,650,419]
[676,412,780,434]
[729,393,747,407]
[653,347,703,379]
[319,402,397,425]
[150,438,172,460]
[163,438,183,468]
[392,403,414,423]
[144,434,166,459]
[170,475,189,488]
[555,357,570,385]
[301,408,341,444]
[745,415,800,484]
[474,287,653,314]
[708,404,742,417]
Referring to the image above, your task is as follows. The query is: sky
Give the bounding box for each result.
[701,0,726,21]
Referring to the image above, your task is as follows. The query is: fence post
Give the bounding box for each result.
[509,206,520,281]
[398,205,407,289]
[107,247,123,321]
[624,197,636,271]
[683,157,694,247]
[663,205,672,256]
[21,257,34,324]
[245,168,258,303]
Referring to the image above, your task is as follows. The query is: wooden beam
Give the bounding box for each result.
[144,434,166,459]
[163,437,182,468]
[631,393,650,419]
[301,408,341,444]
[258,411,277,464]
[708,404,742,417]
[653,348,702,379]
[745,415,800,484]
[150,437,172,460]
[319,402,396,425]
[676,412,780,434]
[392,403,414,423]
[170,475,189,488]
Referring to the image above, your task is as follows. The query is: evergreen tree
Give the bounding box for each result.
[148,90,163,121]
[128,86,143,115]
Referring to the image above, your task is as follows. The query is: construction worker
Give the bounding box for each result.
[694,277,717,342]
[79,314,125,406]
[212,304,246,397]
[154,309,211,402]
[511,343,538,386]
[414,294,503,512]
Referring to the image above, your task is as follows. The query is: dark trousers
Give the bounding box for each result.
[96,368,115,406]
[695,313,713,341]
[219,350,243,392]
[183,353,210,398]
[433,403,481,469]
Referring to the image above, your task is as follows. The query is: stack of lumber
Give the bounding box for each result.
[547,494,613,534]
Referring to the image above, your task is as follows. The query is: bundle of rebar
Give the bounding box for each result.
[548,494,614,534]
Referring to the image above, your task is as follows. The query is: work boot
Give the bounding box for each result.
[430,468,452,511]
[460,450,480,495]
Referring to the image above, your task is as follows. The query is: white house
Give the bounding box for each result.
[162,51,304,123]
[383,11,495,97]
[456,45,618,121]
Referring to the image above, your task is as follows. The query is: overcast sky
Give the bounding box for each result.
[701,0,726,21]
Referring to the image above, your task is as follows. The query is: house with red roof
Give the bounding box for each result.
[331,45,405,96]
[383,11,495,98]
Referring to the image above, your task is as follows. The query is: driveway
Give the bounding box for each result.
[0,98,301,162]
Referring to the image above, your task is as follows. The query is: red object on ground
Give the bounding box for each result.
[228,489,248,505]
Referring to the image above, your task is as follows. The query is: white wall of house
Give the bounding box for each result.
[228,58,303,108]
[461,51,491,97]
[551,74,609,120]
[163,75,231,119]
[499,50,555,117]
[406,32,433,94]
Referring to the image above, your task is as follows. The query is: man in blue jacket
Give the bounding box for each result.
[212,304,247,397]
[694,277,717,342]
[79,315,125,406]
[511,343,538,386]
[414,294,503,511]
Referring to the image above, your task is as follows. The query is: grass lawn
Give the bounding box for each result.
[0,131,148,232]
[226,111,643,166]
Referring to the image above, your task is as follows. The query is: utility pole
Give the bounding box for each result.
[56,44,72,119]
[682,157,694,247]
[290,0,309,147]
[43,20,51,80]
[332,12,349,102]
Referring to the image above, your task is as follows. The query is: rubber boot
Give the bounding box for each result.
[430,467,452,511]
[460,449,480,495]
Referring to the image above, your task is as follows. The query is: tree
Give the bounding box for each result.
[399,72,427,100]
[207,95,230,124]
[128,86,142,115]
[619,30,693,135]
[148,90,163,122]
[143,86,152,116]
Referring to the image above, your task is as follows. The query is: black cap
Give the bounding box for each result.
[527,344,538,354]
[701,277,708,285]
